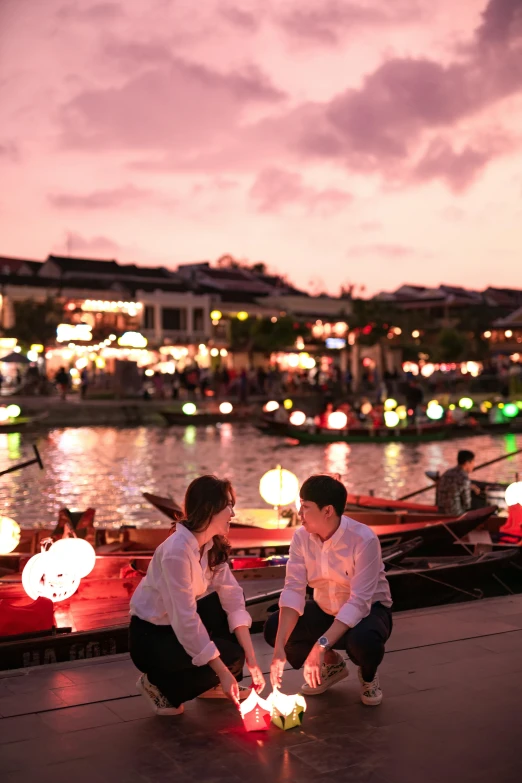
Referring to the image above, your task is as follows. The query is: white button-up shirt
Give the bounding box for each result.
[130,523,251,666]
[280,515,392,628]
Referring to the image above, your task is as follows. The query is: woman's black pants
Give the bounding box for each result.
[129,592,245,707]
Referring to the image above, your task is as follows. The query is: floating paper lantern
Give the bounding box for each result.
[6,404,21,419]
[182,403,197,416]
[396,405,407,420]
[384,411,400,428]
[50,538,96,579]
[239,689,271,732]
[260,467,299,507]
[327,411,348,430]
[459,397,473,410]
[269,690,307,731]
[505,482,522,507]
[289,410,306,426]
[503,403,518,418]
[384,398,398,411]
[264,400,279,413]
[426,404,444,421]
[22,551,80,603]
[0,516,21,555]
[219,402,233,415]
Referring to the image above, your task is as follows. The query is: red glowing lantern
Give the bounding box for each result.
[239,689,272,732]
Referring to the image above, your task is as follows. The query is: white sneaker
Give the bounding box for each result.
[358,668,383,706]
[301,654,348,696]
[197,683,251,700]
[136,674,184,716]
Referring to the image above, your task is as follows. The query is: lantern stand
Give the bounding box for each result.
[0,445,43,478]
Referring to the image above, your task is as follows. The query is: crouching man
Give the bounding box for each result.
[264,474,392,705]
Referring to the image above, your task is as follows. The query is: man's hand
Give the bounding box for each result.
[218,669,240,708]
[270,647,287,690]
[471,483,482,495]
[303,643,324,690]
[246,658,266,693]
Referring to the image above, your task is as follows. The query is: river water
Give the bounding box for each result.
[1,425,521,529]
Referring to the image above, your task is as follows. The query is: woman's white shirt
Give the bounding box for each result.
[130,524,251,666]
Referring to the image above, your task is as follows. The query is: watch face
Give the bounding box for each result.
[318,636,328,648]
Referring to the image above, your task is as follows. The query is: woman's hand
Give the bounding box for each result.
[270,647,287,690]
[218,669,240,708]
[303,644,324,690]
[246,658,266,693]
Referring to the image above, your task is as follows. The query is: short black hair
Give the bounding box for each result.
[457,450,475,466]
[300,474,347,517]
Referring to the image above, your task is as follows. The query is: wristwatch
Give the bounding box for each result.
[317,635,330,651]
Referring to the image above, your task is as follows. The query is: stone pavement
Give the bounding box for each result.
[2,595,522,783]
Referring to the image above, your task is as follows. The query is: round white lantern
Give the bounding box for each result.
[264,401,279,413]
[259,467,299,508]
[505,482,522,507]
[219,402,233,415]
[327,411,348,430]
[50,538,96,578]
[289,411,306,426]
[0,516,21,555]
[384,411,400,428]
[22,552,80,602]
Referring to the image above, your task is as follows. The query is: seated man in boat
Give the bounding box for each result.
[129,475,265,715]
[437,450,480,516]
[265,474,393,706]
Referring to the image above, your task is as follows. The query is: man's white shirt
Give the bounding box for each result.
[279,515,392,628]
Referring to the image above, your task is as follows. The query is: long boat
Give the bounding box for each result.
[0,412,49,434]
[160,409,250,427]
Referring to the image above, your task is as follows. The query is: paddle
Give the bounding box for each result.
[398,447,522,502]
[0,444,43,477]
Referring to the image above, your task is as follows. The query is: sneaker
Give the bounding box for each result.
[358,668,383,706]
[136,674,184,716]
[301,654,348,696]
[198,684,251,700]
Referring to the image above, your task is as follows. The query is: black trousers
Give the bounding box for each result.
[264,600,392,682]
[129,591,245,707]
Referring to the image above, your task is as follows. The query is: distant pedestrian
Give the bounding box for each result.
[55,367,69,401]
[80,368,89,399]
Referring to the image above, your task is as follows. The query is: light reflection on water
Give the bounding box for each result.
[0,425,520,529]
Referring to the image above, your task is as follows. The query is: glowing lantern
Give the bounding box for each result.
[421,363,435,378]
[268,690,306,731]
[0,408,9,423]
[396,405,407,420]
[459,397,473,410]
[30,344,44,353]
[327,411,348,430]
[384,399,397,411]
[237,311,249,321]
[384,411,400,428]
[264,400,279,413]
[427,399,438,408]
[260,467,299,507]
[426,404,444,421]
[6,404,21,419]
[361,402,372,415]
[505,482,522,507]
[182,403,197,416]
[219,402,233,415]
[50,538,96,579]
[0,516,21,555]
[22,552,80,602]
[210,348,219,357]
[283,399,293,410]
[503,403,518,418]
[289,411,306,426]
[210,310,222,321]
[239,689,271,732]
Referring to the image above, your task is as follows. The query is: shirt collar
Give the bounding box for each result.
[311,515,347,547]
[175,522,213,555]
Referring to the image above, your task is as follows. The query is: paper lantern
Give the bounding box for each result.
[210,310,222,321]
[260,467,299,507]
[219,402,233,414]
[396,405,407,420]
[0,408,9,422]
[384,398,397,411]
[182,403,197,416]
[0,516,21,555]
[237,311,249,321]
[384,411,400,428]
[283,399,293,410]
[505,482,522,507]
[361,402,372,415]
[327,411,348,430]
[264,400,279,413]
[268,690,306,731]
[239,689,271,732]
[459,397,473,410]
[426,404,444,421]
[22,552,80,602]
[289,411,306,426]
[6,404,21,419]
[50,538,96,578]
[503,403,518,418]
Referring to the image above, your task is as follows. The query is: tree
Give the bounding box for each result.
[229,315,309,353]
[5,298,64,347]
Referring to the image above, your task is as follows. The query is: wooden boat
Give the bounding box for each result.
[258,420,452,443]
[160,409,250,427]
[0,412,49,433]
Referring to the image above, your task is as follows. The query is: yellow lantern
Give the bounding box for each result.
[237,311,249,321]
[0,516,21,555]
[459,397,473,410]
[22,552,81,602]
[327,411,348,429]
[260,467,299,507]
[50,538,96,579]
[268,690,307,731]
[210,310,222,321]
[289,411,306,426]
[219,402,233,414]
[384,398,397,411]
[283,399,293,410]
[6,404,21,419]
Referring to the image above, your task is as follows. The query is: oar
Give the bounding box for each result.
[398,447,522,502]
[0,445,43,477]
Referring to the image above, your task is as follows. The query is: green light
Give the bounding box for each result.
[459,397,473,410]
[182,403,197,416]
[6,404,21,419]
[426,404,444,421]
[503,403,518,418]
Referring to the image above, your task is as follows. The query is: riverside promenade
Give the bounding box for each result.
[1,595,522,783]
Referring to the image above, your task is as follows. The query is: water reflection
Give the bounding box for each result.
[0,425,519,529]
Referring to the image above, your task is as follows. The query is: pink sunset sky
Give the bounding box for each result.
[1,0,521,295]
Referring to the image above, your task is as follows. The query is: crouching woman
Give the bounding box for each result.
[129,475,265,715]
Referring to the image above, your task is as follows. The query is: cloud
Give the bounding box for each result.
[476,0,522,46]
[56,3,123,22]
[48,184,152,209]
[348,244,427,259]
[220,5,260,31]
[0,140,20,162]
[250,167,351,213]
[62,231,120,254]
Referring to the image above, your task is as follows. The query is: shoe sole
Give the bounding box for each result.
[301,667,349,696]
[360,694,383,706]
[136,677,184,715]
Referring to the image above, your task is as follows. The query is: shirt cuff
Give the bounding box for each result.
[335,602,365,629]
[191,640,220,667]
[227,609,252,632]
[279,589,306,616]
